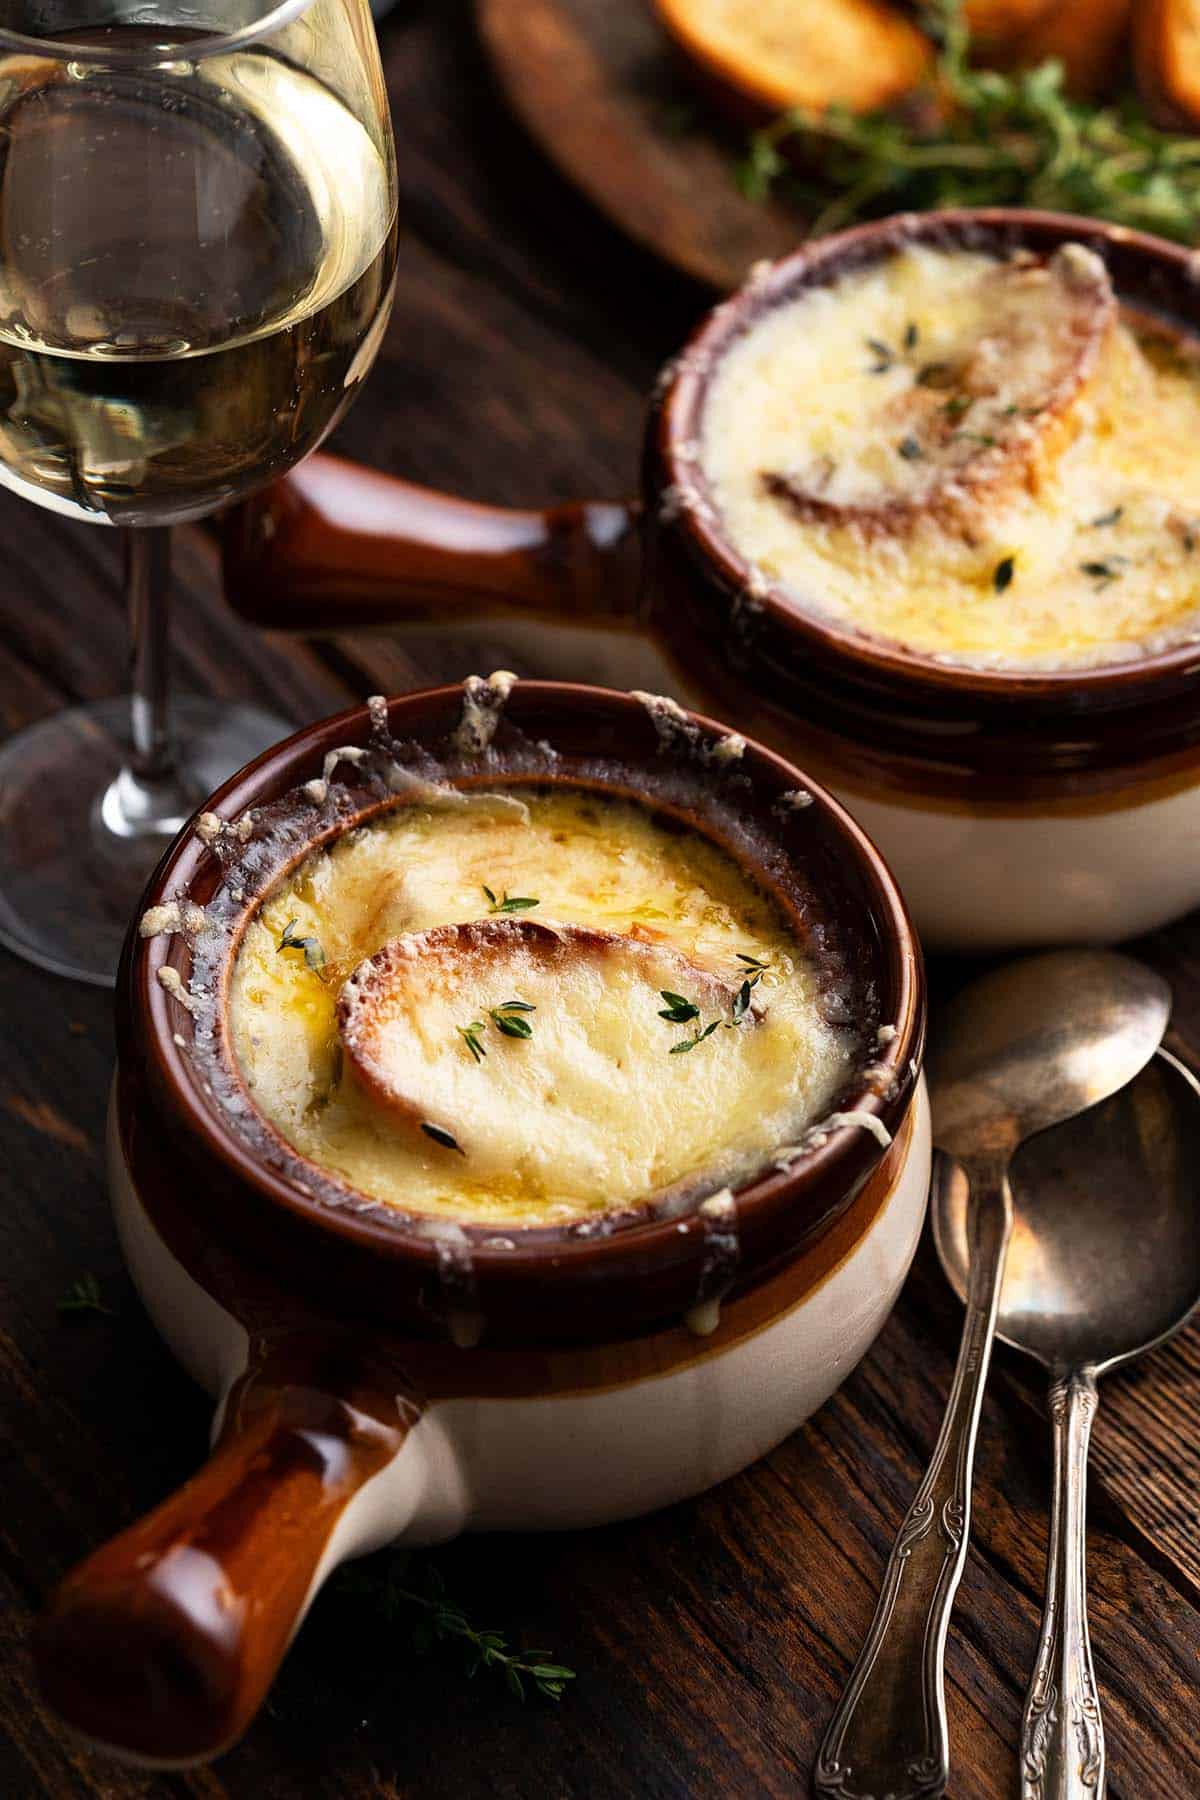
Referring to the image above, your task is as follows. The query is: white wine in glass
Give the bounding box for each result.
[0,0,397,984]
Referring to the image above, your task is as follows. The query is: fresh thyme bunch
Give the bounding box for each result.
[340,1553,576,1703]
[737,0,1200,244]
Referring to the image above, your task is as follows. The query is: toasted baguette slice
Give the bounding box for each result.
[761,243,1117,537]
[999,0,1131,99]
[338,919,759,1193]
[1134,0,1200,128]
[653,0,932,123]
[963,0,1059,51]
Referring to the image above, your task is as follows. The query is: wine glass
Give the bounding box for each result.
[0,0,397,984]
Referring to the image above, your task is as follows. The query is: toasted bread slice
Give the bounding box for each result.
[653,0,932,123]
[1134,0,1200,128]
[761,243,1117,537]
[338,918,761,1192]
[998,0,1131,99]
[963,0,1059,51]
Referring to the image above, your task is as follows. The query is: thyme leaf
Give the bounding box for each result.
[421,1121,466,1155]
[731,979,755,1024]
[489,1000,535,1040]
[658,990,700,1024]
[1089,505,1124,527]
[736,952,770,973]
[484,887,540,915]
[1080,557,1125,587]
[993,554,1015,592]
[277,917,326,974]
[897,436,923,461]
[458,1020,488,1063]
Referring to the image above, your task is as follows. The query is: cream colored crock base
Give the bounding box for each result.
[841,781,1200,951]
[107,1083,929,1550]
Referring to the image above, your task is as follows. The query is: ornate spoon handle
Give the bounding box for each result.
[1022,1369,1105,1800]
[815,1166,1012,1800]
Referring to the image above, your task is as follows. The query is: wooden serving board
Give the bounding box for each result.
[477,0,803,292]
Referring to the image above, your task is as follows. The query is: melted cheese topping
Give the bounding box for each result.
[702,244,1200,668]
[228,790,852,1225]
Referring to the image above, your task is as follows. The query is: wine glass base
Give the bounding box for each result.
[0,695,290,988]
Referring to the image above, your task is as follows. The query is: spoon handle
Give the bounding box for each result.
[1021,1370,1105,1800]
[815,1168,1012,1800]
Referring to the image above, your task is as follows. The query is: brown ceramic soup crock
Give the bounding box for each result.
[224,209,1200,951]
[35,678,928,1766]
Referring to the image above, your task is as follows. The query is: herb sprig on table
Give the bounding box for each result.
[57,1273,112,1317]
[736,0,1200,246]
[338,1554,576,1702]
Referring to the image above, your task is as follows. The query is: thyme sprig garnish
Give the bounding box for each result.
[277,917,326,974]
[736,0,1200,248]
[483,885,539,915]
[670,1019,722,1055]
[663,954,770,1053]
[458,1000,536,1058]
[421,1121,465,1155]
[339,1554,576,1702]
[489,999,535,1039]
[57,1273,112,1317]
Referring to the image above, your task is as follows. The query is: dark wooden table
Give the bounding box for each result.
[4,6,1200,1796]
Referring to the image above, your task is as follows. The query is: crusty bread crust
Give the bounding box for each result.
[1001,0,1132,99]
[1135,0,1200,129]
[963,0,1059,51]
[652,0,932,121]
[758,243,1117,540]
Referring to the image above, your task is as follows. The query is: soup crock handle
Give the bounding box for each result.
[33,1329,429,1765]
[222,452,643,630]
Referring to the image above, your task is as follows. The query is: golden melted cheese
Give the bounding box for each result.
[228,789,852,1225]
[702,244,1200,668]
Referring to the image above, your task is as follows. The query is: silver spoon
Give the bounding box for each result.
[815,950,1170,1800]
[933,1045,1200,1800]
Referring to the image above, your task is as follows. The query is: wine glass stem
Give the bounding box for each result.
[96,525,194,843]
[127,525,174,787]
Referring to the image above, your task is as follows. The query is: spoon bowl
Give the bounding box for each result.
[933,1047,1200,1375]
[927,949,1173,1166]
[932,1045,1200,1800]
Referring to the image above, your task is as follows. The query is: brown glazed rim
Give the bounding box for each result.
[658,205,1200,703]
[121,681,923,1304]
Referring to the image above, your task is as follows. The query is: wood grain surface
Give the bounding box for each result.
[3,4,1200,1796]
[477,0,801,291]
